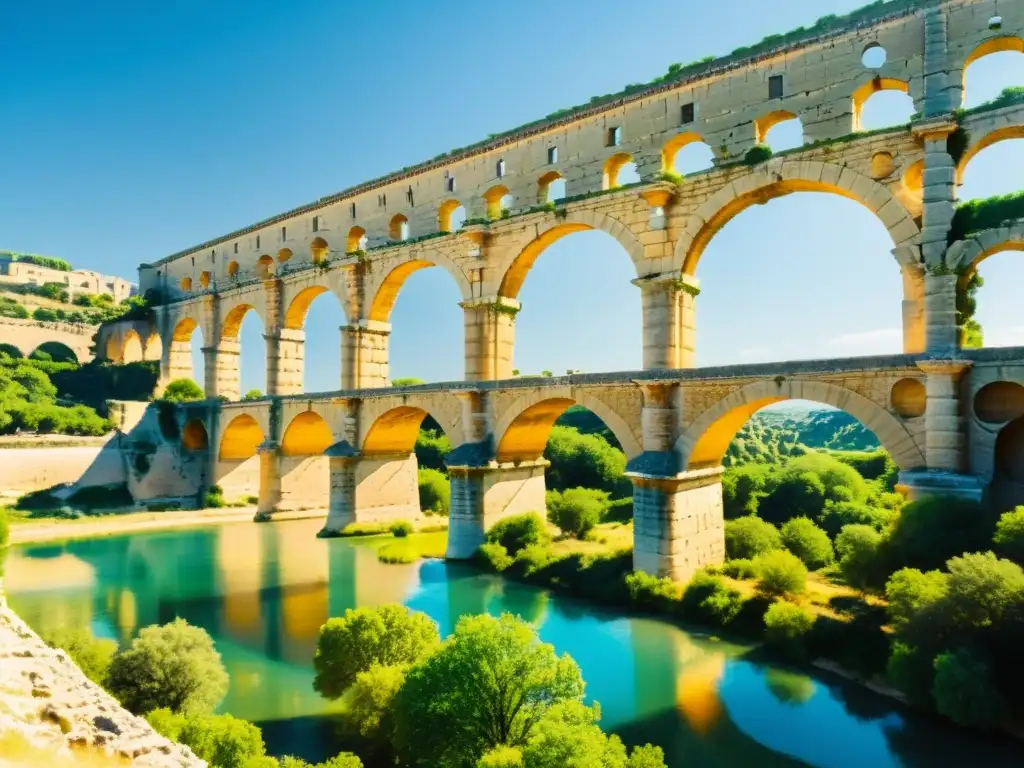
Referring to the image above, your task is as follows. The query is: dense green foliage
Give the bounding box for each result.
[41,626,117,685]
[780,517,834,569]
[106,618,229,715]
[753,550,808,597]
[0,251,73,271]
[417,467,449,515]
[724,408,879,467]
[883,496,998,574]
[544,425,628,497]
[993,506,1024,564]
[546,488,608,538]
[0,355,112,435]
[883,552,1024,728]
[949,190,1024,243]
[485,513,551,556]
[313,605,440,700]
[414,427,451,472]
[763,602,816,659]
[679,571,743,627]
[162,378,205,403]
[835,524,884,589]
[724,515,781,559]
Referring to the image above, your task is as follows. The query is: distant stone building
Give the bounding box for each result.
[0,255,136,303]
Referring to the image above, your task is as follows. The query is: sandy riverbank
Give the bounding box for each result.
[9,507,326,545]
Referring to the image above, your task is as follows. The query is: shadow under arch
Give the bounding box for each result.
[497,213,645,299]
[673,160,920,276]
[676,379,925,471]
[493,393,642,463]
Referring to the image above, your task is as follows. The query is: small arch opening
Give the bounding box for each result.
[199,271,212,289]
[180,277,193,292]
[537,172,566,204]
[255,256,275,279]
[853,78,914,131]
[484,185,512,220]
[975,381,1024,424]
[227,261,239,278]
[438,200,467,233]
[277,248,293,265]
[755,111,803,152]
[602,153,639,190]
[310,237,329,263]
[182,419,209,451]
[389,214,409,242]
[347,226,367,253]
[962,37,1024,108]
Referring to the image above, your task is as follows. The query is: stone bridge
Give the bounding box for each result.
[97,0,1024,579]
[0,317,95,363]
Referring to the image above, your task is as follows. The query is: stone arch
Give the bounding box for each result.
[366,253,473,323]
[227,260,240,278]
[754,110,799,144]
[281,411,334,456]
[219,413,264,460]
[181,419,209,451]
[661,131,706,171]
[536,171,564,204]
[389,213,409,241]
[219,301,264,340]
[284,285,334,329]
[172,315,199,343]
[851,77,911,131]
[484,185,511,220]
[143,331,163,362]
[310,237,329,263]
[438,199,465,233]
[960,35,1024,100]
[956,123,1024,184]
[256,255,275,279]
[493,389,642,463]
[602,152,634,190]
[180,276,193,292]
[497,212,645,299]
[676,378,925,471]
[673,160,920,275]
[347,226,367,253]
[361,405,444,456]
[945,223,1024,275]
[120,329,143,363]
[277,248,293,265]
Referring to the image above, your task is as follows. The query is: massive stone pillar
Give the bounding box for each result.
[626,383,725,580]
[204,339,241,401]
[634,273,698,370]
[322,455,357,535]
[900,262,926,354]
[340,321,390,390]
[163,339,194,390]
[924,272,959,355]
[266,329,305,396]
[255,441,283,521]
[446,460,548,559]
[320,448,420,536]
[462,297,518,381]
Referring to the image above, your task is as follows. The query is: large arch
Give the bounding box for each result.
[281,411,334,456]
[366,254,473,323]
[946,224,1024,275]
[956,122,1024,185]
[215,413,263,503]
[673,160,920,275]
[362,405,448,455]
[279,410,333,511]
[493,390,642,463]
[497,212,645,299]
[961,35,1024,103]
[220,303,261,340]
[676,378,925,471]
[120,329,143,363]
[284,285,331,330]
[219,414,264,461]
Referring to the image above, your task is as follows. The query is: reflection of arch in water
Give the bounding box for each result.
[217,524,265,641]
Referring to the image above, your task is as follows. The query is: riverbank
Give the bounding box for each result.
[7,506,325,545]
[0,587,203,767]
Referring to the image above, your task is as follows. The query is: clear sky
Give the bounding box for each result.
[1,1,1021,394]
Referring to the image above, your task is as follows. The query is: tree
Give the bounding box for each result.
[835,524,883,589]
[241,389,263,401]
[763,601,815,659]
[544,426,627,497]
[721,464,772,518]
[41,626,117,685]
[818,500,893,538]
[753,550,808,597]
[884,567,948,631]
[343,664,406,754]
[932,649,1004,730]
[485,513,550,556]
[392,377,425,387]
[546,488,607,539]
[313,604,440,700]
[724,515,781,559]
[418,467,449,515]
[478,746,524,767]
[780,517,834,569]
[106,618,228,715]
[993,506,1024,563]
[883,496,997,574]
[162,378,204,403]
[392,613,585,767]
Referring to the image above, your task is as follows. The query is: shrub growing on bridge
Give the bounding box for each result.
[106,618,228,715]
[161,378,204,403]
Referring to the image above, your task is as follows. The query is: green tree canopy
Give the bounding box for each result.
[162,378,205,403]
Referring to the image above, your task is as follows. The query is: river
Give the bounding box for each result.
[4,518,1020,767]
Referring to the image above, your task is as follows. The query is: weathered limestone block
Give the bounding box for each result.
[266,328,305,396]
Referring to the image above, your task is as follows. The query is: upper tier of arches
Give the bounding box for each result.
[146,6,1021,294]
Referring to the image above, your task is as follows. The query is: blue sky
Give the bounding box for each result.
[1,1,1021,393]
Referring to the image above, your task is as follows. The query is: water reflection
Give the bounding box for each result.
[6,519,1021,768]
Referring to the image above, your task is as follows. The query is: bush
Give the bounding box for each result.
[835,524,883,589]
[721,558,757,579]
[515,543,554,575]
[106,618,228,715]
[162,378,204,403]
[544,425,628,496]
[993,506,1024,563]
[477,542,514,572]
[625,571,680,612]
[546,488,607,538]
[41,626,117,685]
[241,389,262,401]
[680,571,743,627]
[744,144,773,165]
[780,517,834,570]
[417,468,449,516]
[725,516,781,559]
[390,520,413,538]
[204,485,226,508]
[313,604,440,699]
[485,513,549,555]
[753,550,808,597]
[147,710,267,768]
[763,601,816,659]
[884,496,997,575]
[819,500,893,538]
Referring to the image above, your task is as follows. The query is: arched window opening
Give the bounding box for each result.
[663,133,715,176]
[227,261,239,279]
[310,237,329,264]
[853,79,914,131]
[861,43,887,69]
[602,153,639,190]
[962,37,1024,109]
[285,285,347,393]
[375,263,464,383]
[120,331,143,364]
[696,192,903,367]
[180,277,193,292]
[993,415,1024,513]
[31,341,78,364]
[347,226,367,253]
[756,111,803,153]
[199,271,212,289]
[389,214,410,242]
[438,200,466,233]
[537,172,566,204]
[278,248,293,265]
[484,185,511,220]
[255,256,275,279]
[503,227,641,374]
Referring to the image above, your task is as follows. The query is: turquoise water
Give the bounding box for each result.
[5,518,1020,767]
